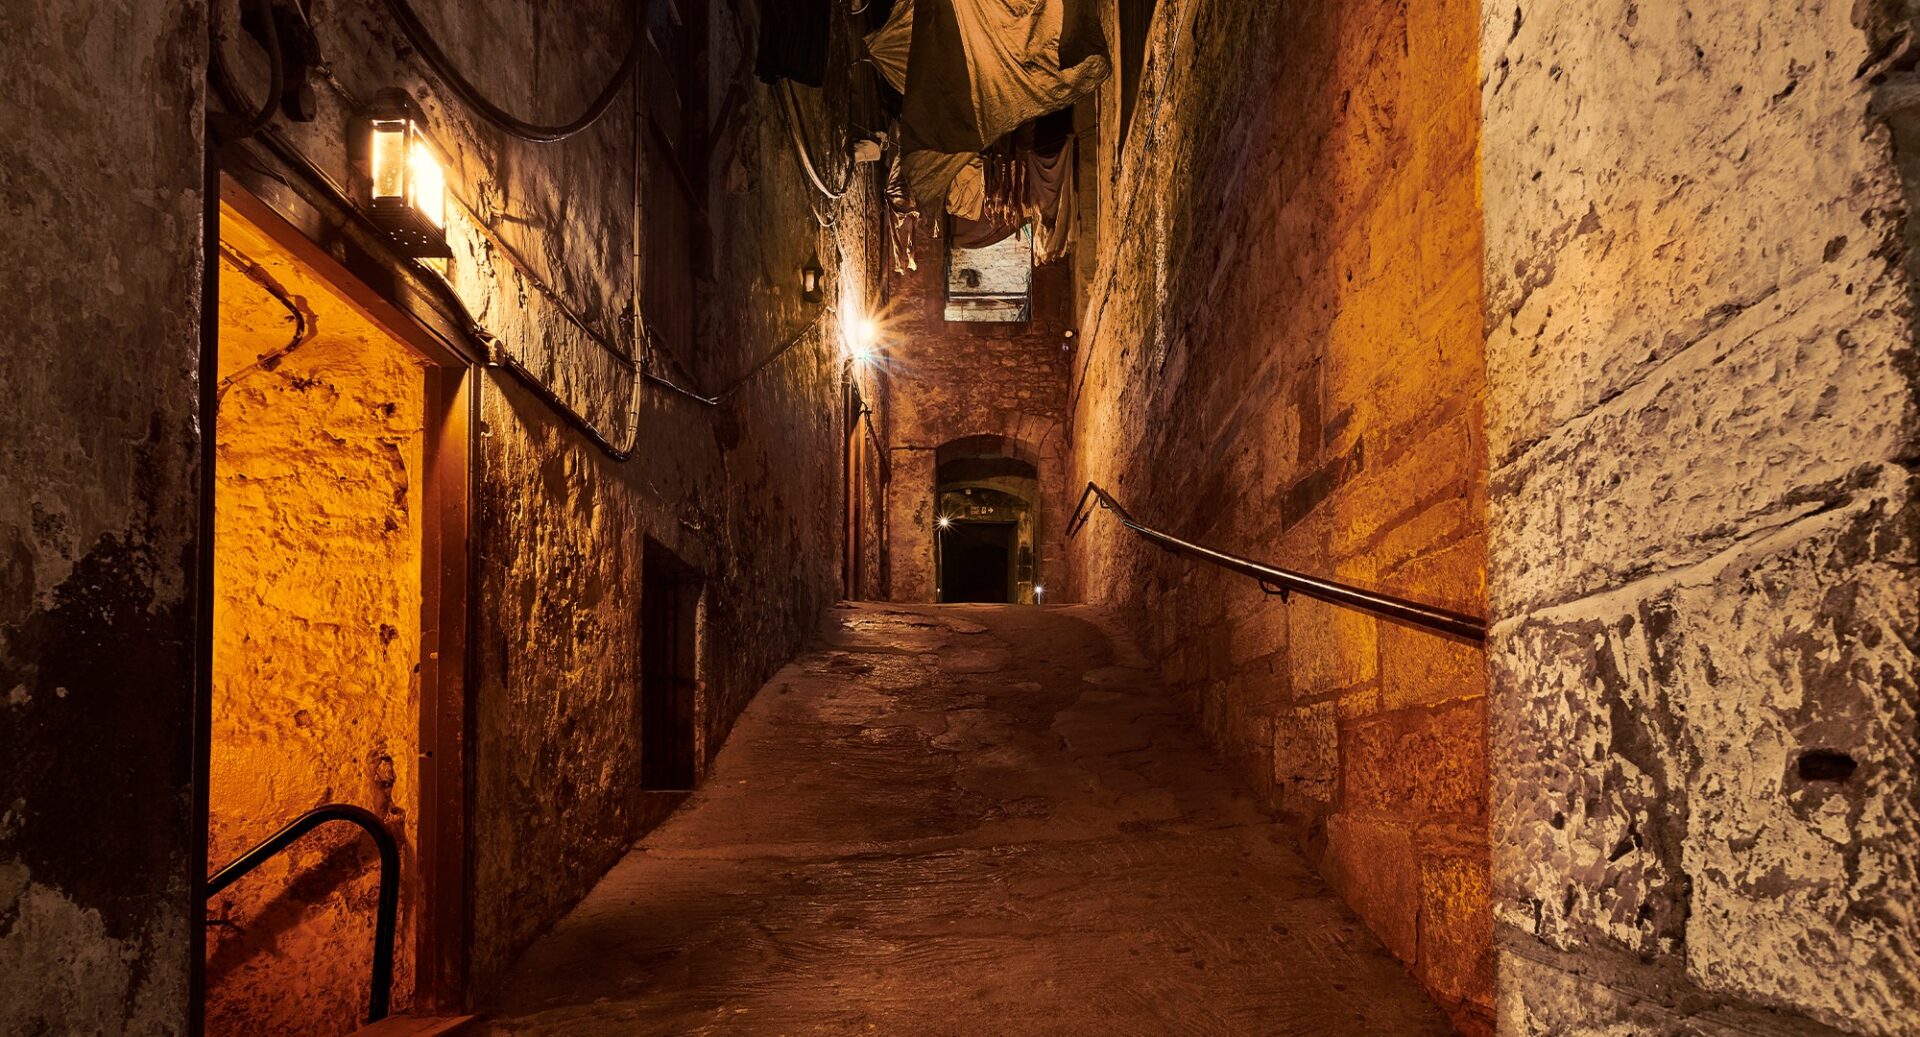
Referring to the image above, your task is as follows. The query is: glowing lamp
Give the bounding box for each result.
[936,516,953,530]
[1034,585,1046,602]
[845,315,880,363]
[801,261,824,302]
[361,91,451,258]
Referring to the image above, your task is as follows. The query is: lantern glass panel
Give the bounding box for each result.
[370,120,408,203]
[408,139,445,229]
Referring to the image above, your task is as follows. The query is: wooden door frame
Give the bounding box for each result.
[208,177,477,1012]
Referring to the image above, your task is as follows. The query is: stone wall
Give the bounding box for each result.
[0,3,207,1034]
[882,254,1074,602]
[1481,0,1920,1033]
[1,0,884,1028]
[1066,0,1492,1028]
[260,0,884,992]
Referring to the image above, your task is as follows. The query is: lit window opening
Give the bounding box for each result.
[945,225,1033,323]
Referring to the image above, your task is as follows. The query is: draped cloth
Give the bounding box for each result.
[865,0,1108,209]
[948,135,1076,263]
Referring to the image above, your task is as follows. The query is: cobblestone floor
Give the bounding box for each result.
[475,603,1453,1036]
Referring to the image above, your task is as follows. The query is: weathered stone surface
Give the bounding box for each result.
[1422,848,1496,1011]
[1326,816,1424,966]
[1492,486,1920,1031]
[474,604,1456,1035]
[887,448,939,603]
[1498,936,1867,1037]
[1067,0,1493,1024]
[1482,0,1920,1031]
[1272,698,1337,815]
[0,3,207,1034]
[206,241,430,1037]
[1342,700,1488,822]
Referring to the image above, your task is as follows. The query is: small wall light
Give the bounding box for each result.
[802,261,825,302]
[359,90,451,258]
[1034,584,1046,603]
[845,314,880,363]
[936,515,953,530]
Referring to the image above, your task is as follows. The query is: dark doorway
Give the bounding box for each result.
[641,551,700,791]
[941,521,1016,603]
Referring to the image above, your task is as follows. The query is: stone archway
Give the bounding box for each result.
[934,440,1042,603]
[886,428,1066,603]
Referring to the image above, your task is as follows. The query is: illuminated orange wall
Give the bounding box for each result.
[1068,0,1490,1028]
[205,217,427,1037]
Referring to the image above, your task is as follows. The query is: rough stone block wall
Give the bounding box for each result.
[881,257,1074,602]
[1067,0,1492,1028]
[0,3,208,1034]
[1481,0,1920,1033]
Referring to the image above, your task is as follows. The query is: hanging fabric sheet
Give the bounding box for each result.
[949,134,1077,262]
[865,0,1108,208]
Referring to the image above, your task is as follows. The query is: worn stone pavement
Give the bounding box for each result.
[475,604,1454,1035]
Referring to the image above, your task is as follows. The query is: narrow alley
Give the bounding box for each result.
[478,604,1452,1036]
[7,0,1919,1035]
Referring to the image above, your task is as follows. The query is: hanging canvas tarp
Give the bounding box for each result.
[866,0,914,91]
[865,0,1108,207]
[948,134,1077,262]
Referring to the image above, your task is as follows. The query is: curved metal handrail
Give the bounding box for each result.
[1067,482,1487,643]
[205,803,399,1022]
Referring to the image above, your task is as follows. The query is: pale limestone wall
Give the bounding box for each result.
[1481,0,1920,1033]
[0,3,207,1034]
[1067,0,1492,1028]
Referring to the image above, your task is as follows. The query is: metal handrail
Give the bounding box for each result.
[1067,482,1487,643]
[205,804,399,1023]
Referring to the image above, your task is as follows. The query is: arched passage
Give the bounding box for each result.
[882,430,1064,605]
[934,441,1041,603]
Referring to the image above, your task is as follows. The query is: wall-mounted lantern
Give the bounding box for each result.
[357,90,450,258]
[801,260,825,303]
[844,314,880,363]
